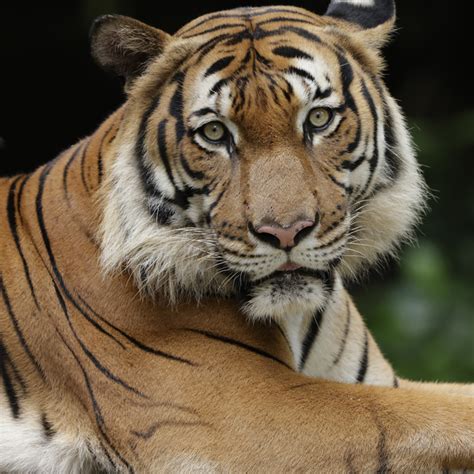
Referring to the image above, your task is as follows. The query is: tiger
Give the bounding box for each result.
[0,0,473,472]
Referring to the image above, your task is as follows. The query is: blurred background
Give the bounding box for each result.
[1,1,472,382]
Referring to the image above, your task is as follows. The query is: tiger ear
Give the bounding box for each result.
[325,0,396,49]
[90,15,171,85]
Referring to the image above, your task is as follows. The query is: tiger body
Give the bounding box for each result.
[1,1,473,472]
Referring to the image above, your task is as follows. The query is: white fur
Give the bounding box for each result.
[0,404,98,473]
[282,275,395,385]
[100,142,233,304]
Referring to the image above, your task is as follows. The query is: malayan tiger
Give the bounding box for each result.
[0,0,473,472]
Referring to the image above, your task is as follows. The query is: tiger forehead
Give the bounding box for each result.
[184,40,339,130]
[175,5,328,37]
[177,10,343,107]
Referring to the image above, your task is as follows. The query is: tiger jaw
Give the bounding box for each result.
[241,269,336,322]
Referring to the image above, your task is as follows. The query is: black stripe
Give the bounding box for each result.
[326,116,347,139]
[169,72,186,143]
[256,17,316,28]
[286,66,315,83]
[255,25,322,44]
[52,282,146,399]
[77,295,196,366]
[361,80,380,174]
[332,301,352,366]
[275,324,292,353]
[135,96,164,200]
[0,274,45,380]
[183,328,291,369]
[6,177,40,309]
[33,167,154,396]
[134,98,179,214]
[79,141,91,194]
[180,153,205,181]
[16,173,30,226]
[41,413,55,438]
[35,165,138,348]
[298,309,325,371]
[336,51,363,161]
[190,107,217,118]
[157,120,177,189]
[0,338,21,418]
[0,335,27,393]
[179,7,316,36]
[393,376,399,388]
[183,23,244,38]
[383,102,402,182]
[194,33,236,60]
[204,55,235,77]
[356,330,369,383]
[97,121,115,185]
[63,143,84,204]
[356,80,380,199]
[376,426,390,474]
[209,78,230,96]
[328,173,353,194]
[56,330,134,472]
[208,186,227,216]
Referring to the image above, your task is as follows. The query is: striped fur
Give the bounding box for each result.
[1,2,473,472]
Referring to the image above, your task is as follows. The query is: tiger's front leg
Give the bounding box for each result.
[282,273,474,396]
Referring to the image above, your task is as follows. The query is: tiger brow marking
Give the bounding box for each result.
[273,45,313,61]
[190,107,217,118]
[204,55,235,77]
[286,66,316,83]
[6,176,40,309]
[181,328,292,369]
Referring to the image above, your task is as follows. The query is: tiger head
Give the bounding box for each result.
[94,0,426,320]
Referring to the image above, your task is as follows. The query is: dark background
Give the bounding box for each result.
[1,1,473,381]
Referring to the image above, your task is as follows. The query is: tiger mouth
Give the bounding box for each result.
[251,267,335,287]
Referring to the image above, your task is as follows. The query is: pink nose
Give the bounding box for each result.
[255,220,315,249]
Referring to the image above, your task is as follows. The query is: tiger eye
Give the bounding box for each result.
[201,121,226,142]
[308,107,333,129]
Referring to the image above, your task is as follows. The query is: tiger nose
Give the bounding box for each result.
[254,220,316,249]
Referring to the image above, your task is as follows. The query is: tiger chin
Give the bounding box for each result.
[97,4,425,327]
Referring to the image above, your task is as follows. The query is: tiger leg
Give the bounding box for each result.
[282,274,474,396]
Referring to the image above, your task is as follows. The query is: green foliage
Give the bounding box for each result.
[355,112,474,383]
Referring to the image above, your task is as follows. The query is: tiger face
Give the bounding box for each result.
[96,4,425,320]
